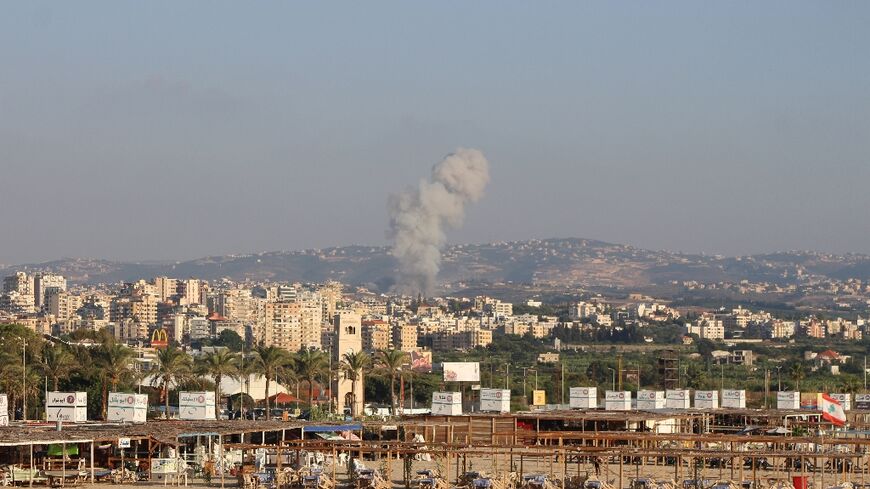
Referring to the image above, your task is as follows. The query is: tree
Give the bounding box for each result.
[210,330,245,352]
[95,342,136,418]
[295,348,328,408]
[236,352,259,419]
[251,346,289,420]
[685,363,707,389]
[196,350,240,412]
[790,362,805,392]
[340,351,371,417]
[40,344,77,391]
[151,346,193,418]
[842,376,861,397]
[376,349,408,415]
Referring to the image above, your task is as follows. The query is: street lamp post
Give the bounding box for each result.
[776,366,782,392]
[607,367,616,392]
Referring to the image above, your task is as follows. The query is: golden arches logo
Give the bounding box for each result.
[151,329,168,344]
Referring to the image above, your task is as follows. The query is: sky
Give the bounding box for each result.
[1,2,869,264]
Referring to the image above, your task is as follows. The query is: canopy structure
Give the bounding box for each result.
[269,392,300,404]
[303,424,362,433]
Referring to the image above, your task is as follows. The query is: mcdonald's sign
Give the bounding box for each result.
[151,328,169,349]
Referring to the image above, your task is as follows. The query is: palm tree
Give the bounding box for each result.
[196,350,240,412]
[95,342,136,418]
[376,349,408,415]
[295,348,328,408]
[40,344,77,391]
[278,365,301,411]
[790,362,805,391]
[340,351,371,418]
[251,346,289,420]
[237,352,258,420]
[151,346,193,418]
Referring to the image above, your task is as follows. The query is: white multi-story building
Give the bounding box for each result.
[34,273,66,308]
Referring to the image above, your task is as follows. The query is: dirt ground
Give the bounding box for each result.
[66,454,861,489]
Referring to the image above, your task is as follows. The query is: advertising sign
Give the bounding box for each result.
[694,391,719,409]
[0,394,7,426]
[532,390,546,406]
[604,391,631,411]
[480,388,511,413]
[855,394,870,410]
[569,387,597,409]
[108,392,148,423]
[721,389,746,408]
[666,389,691,409]
[777,391,801,410]
[46,392,88,423]
[442,362,480,382]
[409,350,433,373]
[178,391,216,420]
[637,390,665,410]
[431,392,462,416]
[829,393,851,411]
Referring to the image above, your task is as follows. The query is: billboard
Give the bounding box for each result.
[432,392,462,416]
[855,394,870,410]
[442,362,480,382]
[46,392,88,423]
[178,391,216,420]
[532,390,546,406]
[480,388,511,413]
[108,392,148,423]
[409,350,433,373]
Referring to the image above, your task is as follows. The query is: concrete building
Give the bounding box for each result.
[46,290,82,321]
[362,320,391,352]
[33,273,66,308]
[391,323,418,352]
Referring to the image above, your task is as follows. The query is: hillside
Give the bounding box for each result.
[3,238,870,292]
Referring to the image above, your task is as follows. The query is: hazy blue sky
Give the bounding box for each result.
[1,2,869,264]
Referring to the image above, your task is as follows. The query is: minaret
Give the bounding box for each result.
[333,311,363,415]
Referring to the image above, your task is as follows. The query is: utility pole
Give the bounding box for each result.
[720,364,724,391]
[522,367,528,401]
[560,362,565,405]
[864,356,867,390]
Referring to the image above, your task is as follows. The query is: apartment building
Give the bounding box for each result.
[46,290,82,321]
[391,323,418,352]
[33,273,66,308]
[362,320,391,352]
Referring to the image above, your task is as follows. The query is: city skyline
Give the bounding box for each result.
[2,2,869,264]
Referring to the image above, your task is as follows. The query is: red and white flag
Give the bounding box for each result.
[818,393,846,426]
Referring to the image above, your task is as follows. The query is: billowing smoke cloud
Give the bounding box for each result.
[388,148,490,296]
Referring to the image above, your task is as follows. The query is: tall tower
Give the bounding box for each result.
[333,311,363,415]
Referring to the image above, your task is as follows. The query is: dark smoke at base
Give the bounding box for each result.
[388,148,490,296]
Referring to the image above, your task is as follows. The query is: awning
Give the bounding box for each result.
[48,444,80,456]
[268,392,299,404]
[303,424,362,433]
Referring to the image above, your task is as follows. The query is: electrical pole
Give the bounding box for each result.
[561,363,565,405]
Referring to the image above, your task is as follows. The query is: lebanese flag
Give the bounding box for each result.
[818,393,846,426]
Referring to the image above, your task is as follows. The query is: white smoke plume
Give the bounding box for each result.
[388,148,490,296]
